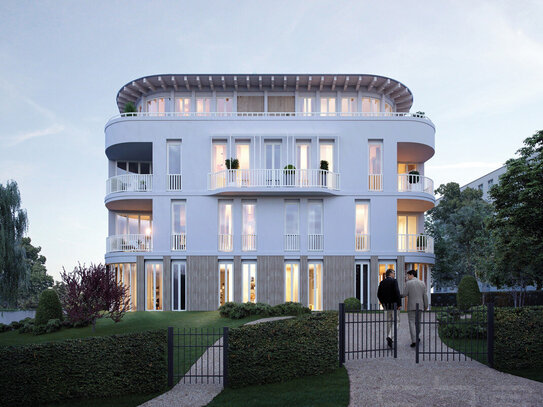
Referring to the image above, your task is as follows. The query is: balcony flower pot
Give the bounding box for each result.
[225,158,239,186]
[320,160,329,187]
[124,102,137,117]
[283,164,295,186]
[408,170,420,184]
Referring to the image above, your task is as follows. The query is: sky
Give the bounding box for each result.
[1,0,542,281]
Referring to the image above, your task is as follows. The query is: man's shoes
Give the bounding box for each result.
[386,337,393,348]
[410,342,416,347]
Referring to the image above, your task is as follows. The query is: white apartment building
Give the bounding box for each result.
[104,74,436,311]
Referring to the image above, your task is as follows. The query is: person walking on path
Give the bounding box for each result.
[377,268,401,348]
[403,269,428,347]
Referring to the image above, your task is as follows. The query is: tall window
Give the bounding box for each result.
[341,97,356,114]
[308,262,322,311]
[112,263,137,311]
[146,262,163,311]
[296,143,310,169]
[397,163,417,174]
[319,142,334,172]
[116,213,152,236]
[217,97,233,114]
[167,142,182,175]
[242,262,257,303]
[320,97,336,115]
[171,201,186,250]
[147,98,166,114]
[116,161,152,175]
[397,214,417,251]
[308,200,323,251]
[242,201,256,251]
[284,201,299,251]
[285,262,299,302]
[368,140,383,191]
[379,262,395,283]
[236,142,251,169]
[172,261,186,311]
[219,262,233,306]
[301,97,314,114]
[355,202,369,251]
[355,262,369,309]
[362,97,380,113]
[212,142,227,173]
[219,201,233,251]
[196,97,211,114]
[384,103,393,113]
[176,97,191,115]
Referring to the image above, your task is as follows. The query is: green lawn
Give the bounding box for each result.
[207,368,350,407]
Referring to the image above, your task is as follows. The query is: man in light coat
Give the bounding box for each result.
[403,269,428,347]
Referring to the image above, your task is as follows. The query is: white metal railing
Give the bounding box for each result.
[242,234,257,251]
[208,169,339,190]
[219,234,233,252]
[355,234,370,251]
[368,174,383,191]
[106,174,153,194]
[398,174,434,195]
[107,234,152,252]
[168,174,183,191]
[171,233,186,251]
[110,111,429,121]
[284,234,300,251]
[397,234,434,253]
[308,234,324,251]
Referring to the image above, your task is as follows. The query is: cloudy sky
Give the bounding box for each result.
[1,0,542,280]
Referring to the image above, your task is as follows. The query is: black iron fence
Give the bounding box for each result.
[339,303,398,366]
[167,327,229,386]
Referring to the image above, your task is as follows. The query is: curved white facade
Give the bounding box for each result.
[104,74,435,311]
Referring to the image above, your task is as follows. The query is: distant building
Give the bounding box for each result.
[460,166,506,201]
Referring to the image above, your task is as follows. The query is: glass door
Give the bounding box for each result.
[296,143,310,186]
[285,262,299,302]
[265,142,281,185]
[308,262,322,311]
[172,261,186,311]
[355,262,369,309]
[218,262,233,306]
[398,215,417,251]
[242,262,257,303]
[145,261,163,311]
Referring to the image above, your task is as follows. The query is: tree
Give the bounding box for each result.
[486,130,543,302]
[61,263,129,331]
[17,237,54,308]
[0,181,28,307]
[426,183,494,289]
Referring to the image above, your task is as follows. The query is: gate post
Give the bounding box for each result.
[339,303,345,366]
[223,327,229,387]
[393,304,398,359]
[487,303,494,368]
[167,327,174,387]
[415,303,420,364]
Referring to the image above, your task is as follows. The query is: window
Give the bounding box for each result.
[397,215,417,251]
[196,97,211,114]
[478,184,483,191]
[384,103,393,113]
[265,142,281,169]
[219,262,233,306]
[212,142,227,173]
[369,141,383,190]
[242,201,256,251]
[172,261,186,311]
[285,262,299,302]
[146,261,163,311]
[397,163,417,174]
[362,97,380,113]
[115,213,152,236]
[320,97,336,115]
[355,202,369,251]
[217,97,233,114]
[112,263,137,311]
[236,142,251,169]
[176,97,191,115]
[284,201,300,251]
[308,262,322,311]
[171,201,186,250]
[341,97,356,114]
[379,262,395,283]
[301,97,314,114]
[167,142,182,175]
[296,142,310,170]
[242,262,257,303]
[116,161,152,175]
[319,142,334,172]
[308,201,323,235]
[355,262,369,309]
[219,201,233,251]
[147,98,165,115]
[488,179,494,188]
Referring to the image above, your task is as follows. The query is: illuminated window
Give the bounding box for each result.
[217,97,233,113]
[219,201,233,252]
[362,97,380,113]
[176,97,191,115]
[242,201,256,251]
[147,98,165,115]
[355,202,369,251]
[112,263,137,311]
[341,97,356,114]
[301,97,314,114]
[308,262,322,311]
[285,262,299,302]
[398,215,417,251]
[378,262,395,283]
[369,141,383,191]
[146,261,163,311]
[196,97,211,114]
[212,142,227,173]
[242,262,257,303]
[320,97,336,115]
[319,142,334,172]
[219,262,233,306]
[385,103,393,113]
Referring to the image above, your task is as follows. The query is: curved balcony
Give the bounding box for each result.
[208,169,340,193]
[397,234,434,254]
[107,234,152,253]
[106,174,153,195]
[397,174,433,195]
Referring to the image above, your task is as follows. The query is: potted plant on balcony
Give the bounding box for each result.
[225,158,239,186]
[124,102,137,117]
[320,160,329,187]
[416,233,426,252]
[283,164,296,186]
[408,170,420,184]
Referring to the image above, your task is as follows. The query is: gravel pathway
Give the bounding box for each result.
[345,312,543,407]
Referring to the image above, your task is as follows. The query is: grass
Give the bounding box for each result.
[208,368,350,407]
[44,392,163,407]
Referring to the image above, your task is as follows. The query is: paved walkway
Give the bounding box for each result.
[345,312,543,407]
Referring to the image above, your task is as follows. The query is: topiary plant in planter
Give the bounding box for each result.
[283,164,296,186]
[320,160,329,187]
[225,158,239,185]
[408,170,420,184]
[124,102,137,117]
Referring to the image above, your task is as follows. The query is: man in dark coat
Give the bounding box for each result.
[377,268,401,347]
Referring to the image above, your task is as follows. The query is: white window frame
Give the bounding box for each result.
[145,261,163,311]
[284,261,300,302]
[218,261,234,307]
[171,260,187,311]
[167,141,182,175]
[308,261,323,311]
[242,262,257,303]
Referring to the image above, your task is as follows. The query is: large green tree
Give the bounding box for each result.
[18,237,54,308]
[486,130,543,292]
[0,181,29,307]
[426,183,494,289]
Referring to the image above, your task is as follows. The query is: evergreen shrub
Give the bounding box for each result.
[457,275,481,311]
[218,301,310,319]
[344,297,361,312]
[35,289,63,325]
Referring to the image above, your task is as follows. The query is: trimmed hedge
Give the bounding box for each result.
[431,293,457,307]
[495,306,543,371]
[219,301,310,319]
[457,275,481,311]
[0,330,167,405]
[344,297,361,312]
[228,312,338,388]
[35,289,63,325]
[433,291,543,307]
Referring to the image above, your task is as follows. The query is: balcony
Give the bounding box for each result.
[397,234,434,253]
[168,174,183,191]
[284,234,300,251]
[107,234,152,252]
[308,234,323,251]
[219,234,233,252]
[106,174,153,195]
[398,174,433,195]
[242,234,257,251]
[355,234,370,251]
[368,174,382,191]
[208,169,339,192]
[171,233,186,251]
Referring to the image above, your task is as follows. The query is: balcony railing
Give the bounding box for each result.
[397,234,434,253]
[284,234,300,251]
[219,234,233,252]
[208,169,339,190]
[171,233,186,251]
[242,234,257,251]
[308,234,324,251]
[368,174,382,191]
[106,174,153,194]
[355,234,370,251]
[398,174,434,195]
[168,174,183,191]
[107,234,152,252]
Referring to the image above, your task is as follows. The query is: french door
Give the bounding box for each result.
[265,143,281,185]
[308,262,323,311]
[172,261,186,311]
[218,262,233,306]
[355,262,370,310]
